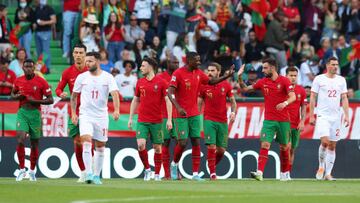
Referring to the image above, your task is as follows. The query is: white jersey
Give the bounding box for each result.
[73,70,118,119]
[311,74,347,120]
[114,73,137,98]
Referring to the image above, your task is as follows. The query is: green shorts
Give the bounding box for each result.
[203,120,228,148]
[174,115,201,140]
[162,118,176,140]
[68,118,80,138]
[289,128,300,149]
[260,120,290,145]
[16,108,42,140]
[136,122,163,144]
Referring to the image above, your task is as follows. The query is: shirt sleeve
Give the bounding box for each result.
[310,76,319,93]
[301,88,308,105]
[41,79,52,96]
[198,85,205,98]
[161,80,167,97]
[283,77,294,94]
[169,70,180,88]
[108,74,119,92]
[135,80,140,97]
[55,70,68,96]
[226,82,234,97]
[340,77,348,94]
[252,79,263,90]
[73,75,83,93]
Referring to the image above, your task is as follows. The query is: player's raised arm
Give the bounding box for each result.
[208,64,235,85]
[168,86,186,117]
[341,92,350,127]
[237,64,255,92]
[128,96,140,130]
[111,91,120,121]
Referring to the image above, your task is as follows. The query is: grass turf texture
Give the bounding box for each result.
[0,178,359,203]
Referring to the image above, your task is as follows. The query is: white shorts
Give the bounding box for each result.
[313,116,341,142]
[79,116,109,142]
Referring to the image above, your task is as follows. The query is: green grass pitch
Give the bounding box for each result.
[0,178,359,203]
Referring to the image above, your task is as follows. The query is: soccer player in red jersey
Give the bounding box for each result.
[128,57,173,181]
[198,63,236,180]
[168,52,234,181]
[55,44,89,182]
[11,59,54,181]
[238,58,296,181]
[0,58,16,96]
[285,66,307,180]
[157,56,179,179]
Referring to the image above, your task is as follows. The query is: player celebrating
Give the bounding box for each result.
[310,57,349,181]
[237,58,296,181]
[285,67,307,180]
[168,52,234,181]
[12,59,54,181]
[128,57,173,181]
[71,52,120,185]
[55,44,88,182]
[157,56,179,179]
[198,63,236,180]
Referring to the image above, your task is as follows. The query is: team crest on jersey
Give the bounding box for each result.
[197,75,200,80]
[297,94,301,100]
[154,84,158,92]
[185,80,191,90]
[277,84,281,89]
[33,86,37,91]
[206,90,213,99]
[171,76,176,82]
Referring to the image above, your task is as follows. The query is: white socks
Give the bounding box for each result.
[94,147,105,176]
[325,149,336,176]
[82,142,93,174]
[318,145,327,169]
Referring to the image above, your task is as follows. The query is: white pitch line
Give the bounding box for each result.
[71,193,360,203]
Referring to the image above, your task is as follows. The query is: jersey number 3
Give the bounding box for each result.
[328,90,337,98]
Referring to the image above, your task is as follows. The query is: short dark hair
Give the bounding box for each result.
[0,57,9,65]
[208,62,221,72]
[186,51,199,60]
[326,56,338,64]
[262,57,278,68]
[73,43,87,52]
[123,60,136,69]
[286,67,298,74]
[0,4,7,11]
[86,52,101,60]
[142,57,158,71]
[23,59,35,66]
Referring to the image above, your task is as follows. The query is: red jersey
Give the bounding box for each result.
[13,75,52,110]
[0,69,16,95]
[135,76,167,123]
[199,81,233,123]
[64,0,81,12]
[282,5,300,30]
[169,67,209,118]
[157,71,177,119]
[56,65,88,115]
[287,84,307,128]
[253,75,294,122]
[104,26,124,42]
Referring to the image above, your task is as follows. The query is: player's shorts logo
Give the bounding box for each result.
[17,122,20,127]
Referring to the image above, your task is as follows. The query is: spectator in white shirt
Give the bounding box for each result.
[114,60,137,98]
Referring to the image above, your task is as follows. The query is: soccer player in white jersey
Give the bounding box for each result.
[71,52,120,184]
[309,57,349,181]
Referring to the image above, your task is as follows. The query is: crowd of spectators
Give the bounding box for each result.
[0,0,359,99]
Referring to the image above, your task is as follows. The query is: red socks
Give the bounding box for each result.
[215,151,224,165]
[30,147,39,170]
[280,148,290,173]
[207,148,216,175]
[138,149,150,170]
[16,144,25,169]
[192,146,201,173]
[75,144,85,171]
[162,146,170,178]
[154,153,162,175]
[289,164,293,172]
[258,148,269,172]
[173,144,185,163]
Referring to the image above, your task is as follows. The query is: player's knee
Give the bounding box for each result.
[216,147,226,154]
[207,144,216,149]
[328,143,336,151]
[153,144,162,153]
[279,144,288,151]
[261,142,271,149]
[80,135,92,143]
[137,144,146,151]
[163,139,170,147]
[178,139,187,147]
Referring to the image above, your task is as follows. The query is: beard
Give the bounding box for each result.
[265,72,273,78]
[89,66,97,72]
